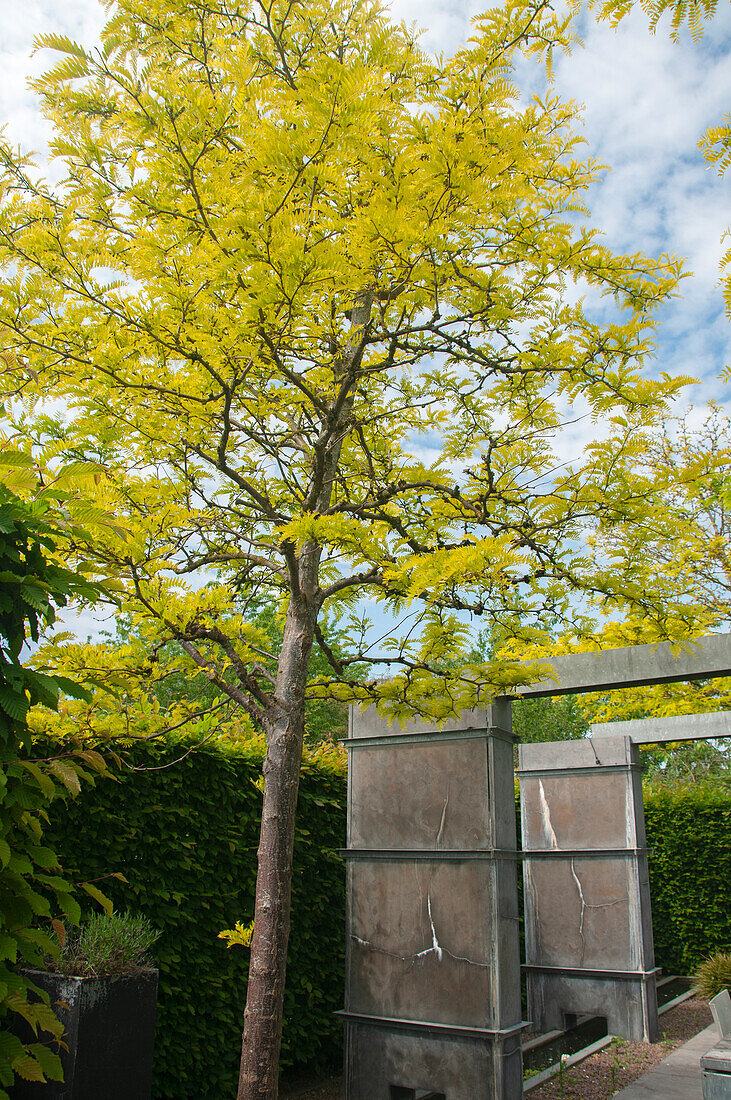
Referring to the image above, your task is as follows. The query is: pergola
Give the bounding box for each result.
[340,634,731,1100]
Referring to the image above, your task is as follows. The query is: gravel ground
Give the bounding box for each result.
[279,996,712,1100]
[527,996,712,1100]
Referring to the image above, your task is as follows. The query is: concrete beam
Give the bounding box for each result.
[513,634,731,699]
[590,710,731,744]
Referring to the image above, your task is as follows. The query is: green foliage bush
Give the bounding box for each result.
[38,736,345,1099]
[644,783,731,975]
[0,485,104,1096]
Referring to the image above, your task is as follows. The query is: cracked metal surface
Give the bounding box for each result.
[519,735,659,1043]
[344,702,523,1098]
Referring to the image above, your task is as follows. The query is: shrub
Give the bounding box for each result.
[38,735,345,1099]
[44,911,159,978]
[694,951,731,1000]
[0,486,104,1096]
[644,782,731,975]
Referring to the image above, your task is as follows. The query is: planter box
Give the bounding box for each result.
[702,1039,731,1100]
[11,969,158,1099]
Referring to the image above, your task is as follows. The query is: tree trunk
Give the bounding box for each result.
[237,597,315,1099]
[237,292,372,1097]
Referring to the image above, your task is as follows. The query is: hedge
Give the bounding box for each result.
[35,736,728,1097]
[644,783,731,975]
[38,737,346,1099]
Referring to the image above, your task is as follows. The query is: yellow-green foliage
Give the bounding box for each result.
[590,0,718,39]
[0,0,695,727]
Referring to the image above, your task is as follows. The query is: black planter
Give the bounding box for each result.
[12,969,158,1100]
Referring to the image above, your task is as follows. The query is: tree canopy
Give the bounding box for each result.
[0,0,691,712]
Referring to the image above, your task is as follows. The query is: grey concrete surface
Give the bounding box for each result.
[519,735,659,1043]
[347,699,510,740]
[344,700,523,1098]
[514,634,731,698]
[612,1024,717,1099]
[591,710,731,744]
[710,991,731,1040]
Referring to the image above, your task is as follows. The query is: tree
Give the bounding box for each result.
[29,596,359,754]
[0,0,694,1093]
[590,404,731,627]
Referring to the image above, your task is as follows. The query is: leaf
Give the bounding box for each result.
[55,893,81,925]
[0,452,35,468]
[79,882,113,917]
[50,919,66,948]
[10,1052,45,1083]
[27,1043,63,1082]
[5,992,40,1033]
[0,839,10,869]
[53,676,92,702]
[17,761,55,799]
[18,585,50,614]
[27,846,59,870]
[33,33,90,60]
[48,761,81,797]
[0,688,29,723]
[20,999,64,1039]
[0,1032,24,1064]
[0,936,17,963]
[77,750,107,773]
[218,919,254,948]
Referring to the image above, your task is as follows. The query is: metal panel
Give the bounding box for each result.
[514,634,731,698]
[702,1071,731,1100]
[518,735,659,1042]
[591,709,731,743]
[343,701,523,1099]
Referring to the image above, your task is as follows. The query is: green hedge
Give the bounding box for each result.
[36,736,729,1098]
[38,737,345,1100]
[644,783,731,975]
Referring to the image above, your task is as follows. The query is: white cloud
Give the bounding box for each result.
[1,1,107,160]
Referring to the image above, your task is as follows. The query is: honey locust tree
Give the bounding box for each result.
[0,0,691,1093]
[592,404,731,626]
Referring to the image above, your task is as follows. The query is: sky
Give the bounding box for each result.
[2,0,731,644]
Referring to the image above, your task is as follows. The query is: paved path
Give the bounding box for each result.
[613,1024,718,1099]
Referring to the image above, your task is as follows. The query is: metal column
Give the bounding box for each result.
[518,735,659,1042]
[342,701,524,1099]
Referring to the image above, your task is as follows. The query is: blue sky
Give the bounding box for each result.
[2,0,730,643]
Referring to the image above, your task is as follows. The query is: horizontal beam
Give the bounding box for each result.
[591,710,731,744]
[513,634,731,698]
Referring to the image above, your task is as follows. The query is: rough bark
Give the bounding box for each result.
[237,591,316,1099]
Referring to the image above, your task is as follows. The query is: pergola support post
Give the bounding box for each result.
[342,700,524,1099]
[518,735,659,1042]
